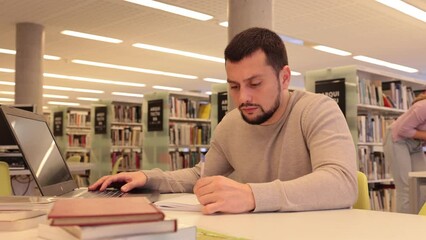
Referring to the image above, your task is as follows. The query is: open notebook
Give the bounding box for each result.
[0,105,158,202]
[154,194,202,211]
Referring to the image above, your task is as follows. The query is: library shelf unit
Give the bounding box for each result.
[90,101,143,183]
[143,91,211,171]
[52,106,92,186]
[305,65,426,212]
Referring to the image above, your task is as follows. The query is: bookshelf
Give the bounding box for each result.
[90,101,143,182]
[305,65,426,212]
[143,92,211,171]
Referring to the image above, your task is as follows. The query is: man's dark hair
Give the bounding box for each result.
[224,27,288,76]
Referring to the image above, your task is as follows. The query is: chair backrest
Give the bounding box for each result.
[0,161,13,196]
[112,156,124,175]
[353,171,371,210]
[419,202,426,216]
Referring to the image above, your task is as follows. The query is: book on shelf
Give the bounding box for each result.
[48,197,164,226]
[0,210,47,231]
[38,222,196,240]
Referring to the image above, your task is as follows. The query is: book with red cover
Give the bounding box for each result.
[48,197,164,226]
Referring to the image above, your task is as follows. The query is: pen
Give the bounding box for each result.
[200,154,205,178]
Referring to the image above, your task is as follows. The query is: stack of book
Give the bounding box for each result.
[38,197,196,240]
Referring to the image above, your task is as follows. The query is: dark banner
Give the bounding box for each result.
[53,111,63,136]
[315,78,346,116]
[94,106,107,134]
[148,99,163,132]
[217,91,228,123]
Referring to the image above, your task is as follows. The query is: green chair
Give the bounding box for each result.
[353,171,371,210]
[419,202,426,216]
[0,161,13,196]
[66,155,81,163]
[112,156,124,175]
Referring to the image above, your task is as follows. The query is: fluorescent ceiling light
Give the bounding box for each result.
[112,92,144,98]
[61,30,123,43]
[43,94,69,99]
[42,106,48,110]
[0,68,15,73]
[313,45,352,56]
[48,101,80,106]
[125,0,213,21]
[376,0,426,22]
[0,98,13,102]
[279,35,304,46]
[43,85,104,94]
[0,48,60,60]
[72,59,197,79]
[77,97,99,102]
[133,43,225,63]
[0,91,14,95]
[0,81,14,86]
[219,21,228,27]
[43,73,146,87]
[353,55,418,73]
[203,78,227,84]
[152,85,183,91]
[291,71,302,76]
[205,91,212,95]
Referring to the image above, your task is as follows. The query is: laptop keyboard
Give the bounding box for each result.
[81,189,124,198]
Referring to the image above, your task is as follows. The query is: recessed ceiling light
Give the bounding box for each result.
[152,85,183,91]
[376,0,426,23]
[313,45,352,56]
[48,101,80,106]
[112,92,144,98]
[0,97,14,102]
[0,68,15,73]
[0,91,14,95]
[0,48,60,60]
[125,0,213,21]
[0,81,14,86]
[219,21,228,27]
[61,30,123,43]
[43,73,146,87]
[203,78,227,84]
[43,94,69,99]
[43,85,104,94]
[279,35,304,46]
[132,43,224,63]
[353,55,418,73]
[77,97,99,102]
[291,71,302,76]
[72,59,197,79]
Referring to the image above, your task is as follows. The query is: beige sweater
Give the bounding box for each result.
[144,90,357,212]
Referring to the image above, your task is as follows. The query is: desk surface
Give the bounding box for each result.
[2,195,426,240]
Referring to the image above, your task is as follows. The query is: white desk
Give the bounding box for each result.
[409,171,426,214]
[1,208,426,240]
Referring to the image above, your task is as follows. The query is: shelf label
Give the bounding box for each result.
[217,91,228,123]
[315,78,346,116]
[148,99,163,132]
[94,106,107,134]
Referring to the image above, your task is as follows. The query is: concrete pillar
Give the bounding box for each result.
[228,0,273,41]
[15,22,44,114]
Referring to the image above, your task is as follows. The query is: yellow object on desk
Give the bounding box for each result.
[197,228,248,240]
[0,161,12,196]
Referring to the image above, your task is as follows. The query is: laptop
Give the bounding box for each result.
[0,105,158,202]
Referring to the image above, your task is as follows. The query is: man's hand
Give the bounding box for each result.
[193,176,255,214]
[88,172,147,192]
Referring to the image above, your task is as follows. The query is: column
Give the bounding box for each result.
[15,22,45,114]
[228,0,273,41]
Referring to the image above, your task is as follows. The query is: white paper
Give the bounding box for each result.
[154,194,202,212]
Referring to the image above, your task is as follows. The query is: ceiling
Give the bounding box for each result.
[0,0,425,109]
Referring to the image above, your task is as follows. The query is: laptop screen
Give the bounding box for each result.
[0,106,77,196]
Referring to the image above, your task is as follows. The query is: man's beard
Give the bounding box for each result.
[239,91,281,125]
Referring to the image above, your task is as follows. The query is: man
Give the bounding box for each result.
[90,27,357,214]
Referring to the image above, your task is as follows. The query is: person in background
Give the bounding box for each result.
[384,93,426,213]
[90,27,357,214]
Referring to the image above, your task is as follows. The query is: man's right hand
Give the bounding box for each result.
[88,172,148,192]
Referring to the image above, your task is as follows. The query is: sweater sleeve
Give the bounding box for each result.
[395,102,426,138]
[249,96,358,212]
